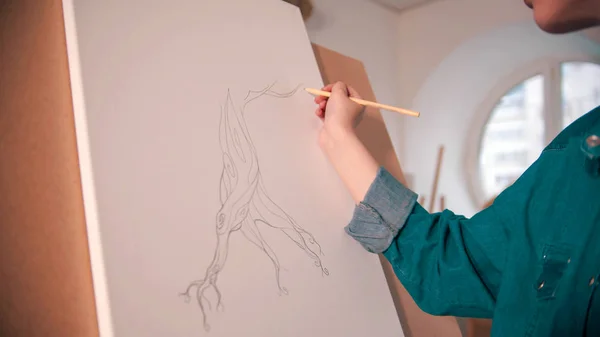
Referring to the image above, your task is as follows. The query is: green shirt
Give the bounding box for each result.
[345,106,600,336]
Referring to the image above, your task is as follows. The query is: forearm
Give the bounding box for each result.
[347,186,500,317]
[319,128,379,204]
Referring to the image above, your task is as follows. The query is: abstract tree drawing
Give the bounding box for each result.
[180,82,329,332]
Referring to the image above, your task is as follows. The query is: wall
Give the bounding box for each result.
[395,0,600,216]
[303,0,600,335]
[304,0,406,160]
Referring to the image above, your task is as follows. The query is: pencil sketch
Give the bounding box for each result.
[180,82,328,332]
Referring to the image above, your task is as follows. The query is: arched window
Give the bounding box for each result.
[561,62,600,127]
[473,60,600,203]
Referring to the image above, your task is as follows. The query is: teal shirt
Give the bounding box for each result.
[345,106,600,336]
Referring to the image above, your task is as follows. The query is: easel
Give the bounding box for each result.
[1,2,461,336]
[418,145,446,213]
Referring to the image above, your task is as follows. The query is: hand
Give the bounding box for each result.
[314,82,365,136]
[312,82,379,204]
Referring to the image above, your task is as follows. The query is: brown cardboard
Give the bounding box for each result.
[311,44,462,337]
[311,45,407,186]
[0,1,99,336]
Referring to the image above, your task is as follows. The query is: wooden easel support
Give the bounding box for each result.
[419,145,446,213]
[428,145,444,212]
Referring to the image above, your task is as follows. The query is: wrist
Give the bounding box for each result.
[317,126,379,204]
[318,125,357,151]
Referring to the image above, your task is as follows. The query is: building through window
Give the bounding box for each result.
[477,61,600,200]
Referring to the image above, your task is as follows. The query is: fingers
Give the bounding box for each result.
[315,107,324,121]
[314,83,334,104]
[331,81,362,101]
[322,83,334,92]
[314,94,327,104]
[320,82,361,98]
[331,81,348,96]
[314,84,330,121]
[314,94,327,122]
[315,101,326,119]
[346,85,362,99]
[313,82,363,124]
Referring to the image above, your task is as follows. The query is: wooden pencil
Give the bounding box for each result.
[305,88,420,117]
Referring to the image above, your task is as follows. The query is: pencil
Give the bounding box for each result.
[304,87,420,118]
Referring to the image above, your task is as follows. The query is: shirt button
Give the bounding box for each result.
[582,134,600,176]
[587,135,600,148]
[589,277,595,287]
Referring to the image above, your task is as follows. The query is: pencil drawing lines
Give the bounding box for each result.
[180,82,328,332]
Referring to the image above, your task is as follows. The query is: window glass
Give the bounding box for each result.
[561,62,600,127]
[479,75,545,199]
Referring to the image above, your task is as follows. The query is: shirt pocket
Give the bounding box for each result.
[525,243,573,337]
[534,244,572,300]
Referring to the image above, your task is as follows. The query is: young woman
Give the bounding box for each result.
[313,1,600,336]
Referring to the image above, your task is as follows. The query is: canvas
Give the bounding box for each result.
[62,1,403,336]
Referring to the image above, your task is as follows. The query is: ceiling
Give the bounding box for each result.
[367,0,442,12]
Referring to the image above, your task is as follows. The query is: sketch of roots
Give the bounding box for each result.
[180,82,329,332]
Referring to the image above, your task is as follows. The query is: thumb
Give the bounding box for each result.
[331,81,349,97]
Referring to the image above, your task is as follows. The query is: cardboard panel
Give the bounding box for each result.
[311,44,462,337]
[312,44,407,185]
[0,1,99,336]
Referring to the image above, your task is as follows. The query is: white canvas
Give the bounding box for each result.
[62,1,403,336]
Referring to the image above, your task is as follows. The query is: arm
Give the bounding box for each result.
[321,122,507,318]
[318,127,379,204]
[320,125,506,317]
[315,82,508,317]
[345,165,507,318]
[314,82,380,204]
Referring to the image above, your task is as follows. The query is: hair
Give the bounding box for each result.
[281,0,313,21]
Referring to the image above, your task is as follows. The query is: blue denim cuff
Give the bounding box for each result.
[344,167,418,254]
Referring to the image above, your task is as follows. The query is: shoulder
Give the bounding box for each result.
[492,106,600,226]
[545,105,600,150]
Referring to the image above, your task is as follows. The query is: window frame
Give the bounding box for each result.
[464,55,600,208]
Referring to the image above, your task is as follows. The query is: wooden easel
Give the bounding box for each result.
[0,3,461,336]
[418,145,446,213]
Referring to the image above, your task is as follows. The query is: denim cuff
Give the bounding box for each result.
[344,167,418,254]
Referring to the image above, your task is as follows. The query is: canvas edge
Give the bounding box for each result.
[60,1,115,336]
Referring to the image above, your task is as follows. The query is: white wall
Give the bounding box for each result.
[301,1,600,334]
[396,0,600,216]
[303,0,600,217]
[304,0,405,159]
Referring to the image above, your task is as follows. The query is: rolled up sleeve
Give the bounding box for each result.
[344,166,509,318]
[345,167,417,254]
